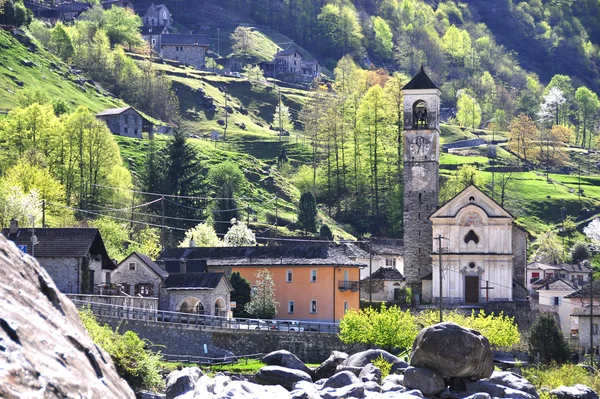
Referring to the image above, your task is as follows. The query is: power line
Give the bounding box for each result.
[90,183,273,201]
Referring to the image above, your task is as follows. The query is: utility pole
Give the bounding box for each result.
[275,194,278,228]
[42,200,46,228]
[579,158,582,204]
[369,238,373,305]
[591,269,595,368]
[278,88,283,142]
[29,215,37,258]
[224,90,228,140]
[161,196,165,251]
[435,234,446,323]
[217,28,220,57]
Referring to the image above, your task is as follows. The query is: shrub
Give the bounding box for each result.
[79,308,164,392]
[523,364,600,397]
[371,355,392,380]
[528,313,570,365]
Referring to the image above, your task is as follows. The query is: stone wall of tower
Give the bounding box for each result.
[403,162,438,300]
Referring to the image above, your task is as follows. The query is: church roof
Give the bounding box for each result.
[402,66,439,90]
[430,185,513,220]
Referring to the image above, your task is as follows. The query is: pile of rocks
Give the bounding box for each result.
[164,322,599,399]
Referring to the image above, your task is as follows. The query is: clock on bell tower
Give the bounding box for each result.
[402,67,441,302]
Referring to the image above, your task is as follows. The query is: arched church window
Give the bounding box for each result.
[464,230,480,245]
[180,302,189,313]
[196,302,205,315]
[214,301,220,316]
[412,101,428,129]
[469,196,475,202]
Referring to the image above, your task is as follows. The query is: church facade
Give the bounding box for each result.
[402,68,527,305]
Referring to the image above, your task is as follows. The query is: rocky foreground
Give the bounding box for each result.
[0,235,135,398]
[165,324,599,399]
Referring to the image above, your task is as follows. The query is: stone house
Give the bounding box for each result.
[56,2,91,23]
[96,106,144,138]
[141,3,171,28]
[2,221,115,294]
[535,278,577,335]
[159,273,232,317]
[159,34,210,69]
[360,267,405,303]
[157,243,365,322]
[564,281,600,337]
[140,25,168,52]
[369,238,405,276]
[572,305,600,351]
[528,262,591,293]
[111,252,168,297]
[260,48,321,83]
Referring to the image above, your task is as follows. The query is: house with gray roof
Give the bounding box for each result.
[2,220,115,294]
[141,3,171,28]
[159,34,210,69]
[140,25,168,52]
[96,106,145,138]
[111,252,168,297]
[260,48,321,83]
[360,267,406,303]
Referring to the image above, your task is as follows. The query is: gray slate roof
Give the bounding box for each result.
[362,267,404,281]
[140,25,167,35]
[370,238,404,256]
[1,228,115,269]
[96,106,134,116]
[275,48,302,57]
[160,34,209,46]
[402,66,439,90]
[572,305,600,317]
[131,252,168,279]
[536,277,577,291]
[164,272,225,289]
[565,280,600,299]
[157,244,364,267]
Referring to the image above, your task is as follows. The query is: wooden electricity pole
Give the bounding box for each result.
[434,234,446,323]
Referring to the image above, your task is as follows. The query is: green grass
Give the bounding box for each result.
[441,153,490,165]
[0,31,121,112]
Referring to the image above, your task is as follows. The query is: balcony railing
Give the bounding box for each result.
[338,280,359,292]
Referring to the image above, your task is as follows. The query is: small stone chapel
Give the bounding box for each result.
[401,67,528,305]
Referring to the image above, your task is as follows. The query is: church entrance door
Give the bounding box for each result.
[465,276,479,304]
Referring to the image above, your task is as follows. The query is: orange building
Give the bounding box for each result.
[157,244,364,322]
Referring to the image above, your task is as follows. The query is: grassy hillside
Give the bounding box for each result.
[0,31,121,112]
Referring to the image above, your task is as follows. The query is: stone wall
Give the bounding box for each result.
[111,253,163,297]
[161,45,206,69]
[66,294,158,310]
[39,256,80,294]
[99,317,368,364]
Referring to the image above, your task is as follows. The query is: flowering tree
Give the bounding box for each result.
[244,268,278,319]
[532,231,565,264]
[584,219,600,244]
[180,222,220,247]
[538,87,566,127]
[223,219,256,246]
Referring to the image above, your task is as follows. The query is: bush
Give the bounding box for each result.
[79,308,164,392]
[528,313,570,365]
[571,241,591,263]
[371,355,392,379]
[523,364,600,396]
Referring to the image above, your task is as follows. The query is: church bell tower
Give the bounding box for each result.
[402,67,441,301]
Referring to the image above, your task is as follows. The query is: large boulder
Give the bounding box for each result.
[165,367,203,399]
[484,371,538,399]
[550,385,599,399]
[0,236,135,399]
[403,366,446,396]
[462,380,537,399]
[344,349,409,373]
[255,365,312,391]
[313,351,349,380]
[410,322,494,380]
[359,363,382,383]
[322,370,361,389]
[320,383,365,399]
[263,350,312,375]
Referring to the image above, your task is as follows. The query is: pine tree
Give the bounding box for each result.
[297,192,317,235]
[230,271,251,318]
[529,314,570,364]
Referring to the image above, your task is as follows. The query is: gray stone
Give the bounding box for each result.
[165,367,203,399]
[382,374,404,386]
[263,350,312,375]
[321,383,366,399]
[360,363,383,383]
[365,381,382,392]
[344,349,409,373]
[337,365,365,376]
[410,322,494,379]
[403,366,445,396]
[255,365,312,391]
[292,380,321,399]
[323,370,361,389]
[462,394,492,399]
[314,351,349,380]
[550,385,599,399]
[463,380,536,399]
[404,389,425,397]
[484,371,538,399]
[0,236,135,399]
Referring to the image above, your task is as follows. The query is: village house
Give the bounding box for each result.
[571,305,600,351]
[341,242,384,280]
[159,34,210,69]
[141,3,171,28]
[157,244,364,322]
[140,25,168,52]
[534,277,578,335]
[56,2,91,23]
[111,252,168,297]
[360,267,406,303]
[2,220,115,294]
[369,238,405,276]
[96,106,144,138]
[563,281,600,337]
[260,48,321,83]
[527,262,591,293]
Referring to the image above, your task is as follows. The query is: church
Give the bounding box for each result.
[401,67,527,305]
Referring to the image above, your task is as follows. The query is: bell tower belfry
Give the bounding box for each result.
[402,67,441,302]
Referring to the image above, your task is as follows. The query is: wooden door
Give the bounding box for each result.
[465,276,479,304]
